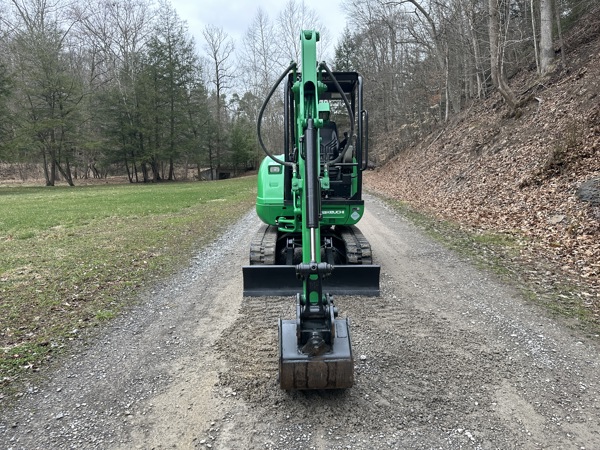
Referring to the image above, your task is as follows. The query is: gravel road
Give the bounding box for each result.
[2,195,600,449]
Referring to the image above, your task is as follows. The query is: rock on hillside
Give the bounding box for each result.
[365,9,599,304]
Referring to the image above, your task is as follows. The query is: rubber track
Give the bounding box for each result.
[250,224,373,265]
[249,224,277,265]
[340,225,373,265]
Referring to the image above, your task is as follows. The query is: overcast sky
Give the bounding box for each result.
[170,0,348,55]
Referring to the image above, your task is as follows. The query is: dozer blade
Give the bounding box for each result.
[243,264,380,297]
[279,318,354,390]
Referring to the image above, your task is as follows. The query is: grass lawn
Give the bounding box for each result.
[0,177,256,386]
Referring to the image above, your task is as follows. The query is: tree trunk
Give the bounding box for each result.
[552,0,565,66]
[141,163,150,183]
[150,158,160,182]
[540,0,554,74]
[168,157,175,181]
[208,143,214,180]
[50,151,57,186]
[444,49,450,122]
[183,156,189,181]
[531,0,540,74]
[488,0,518,109]
[133,158,139,183]
[55,159,75,186]
[125,149,134,183]
[42,150,52,186]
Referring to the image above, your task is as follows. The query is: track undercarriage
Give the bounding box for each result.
[243,225,379,298]
[249,223,373,266]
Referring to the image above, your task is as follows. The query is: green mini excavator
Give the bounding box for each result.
[243,30,380,390]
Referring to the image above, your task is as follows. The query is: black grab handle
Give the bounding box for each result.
[361,109,369,170]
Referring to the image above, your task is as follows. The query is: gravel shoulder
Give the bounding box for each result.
[2,196,600,449]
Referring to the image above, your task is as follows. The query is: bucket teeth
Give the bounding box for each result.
[280,358,354,390]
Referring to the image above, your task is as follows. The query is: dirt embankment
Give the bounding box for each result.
[365,9,600,306]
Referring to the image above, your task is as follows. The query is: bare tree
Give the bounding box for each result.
[239,8,283,164]
[202,24,234,178]
[240,8,281,94]
[73,0,155,182]
[276,0,329,63]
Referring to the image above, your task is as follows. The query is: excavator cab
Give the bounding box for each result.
[282,71,369,204]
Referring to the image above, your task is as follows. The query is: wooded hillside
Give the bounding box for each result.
[366,6,599,310]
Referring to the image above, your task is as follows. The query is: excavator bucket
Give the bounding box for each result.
[279,318,354,390]
[242,264,380,297]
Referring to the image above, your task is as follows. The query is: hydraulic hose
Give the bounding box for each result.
[257,62,297,167]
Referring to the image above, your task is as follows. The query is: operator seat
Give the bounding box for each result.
[320,121,351,198]
[320,121,339,162]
